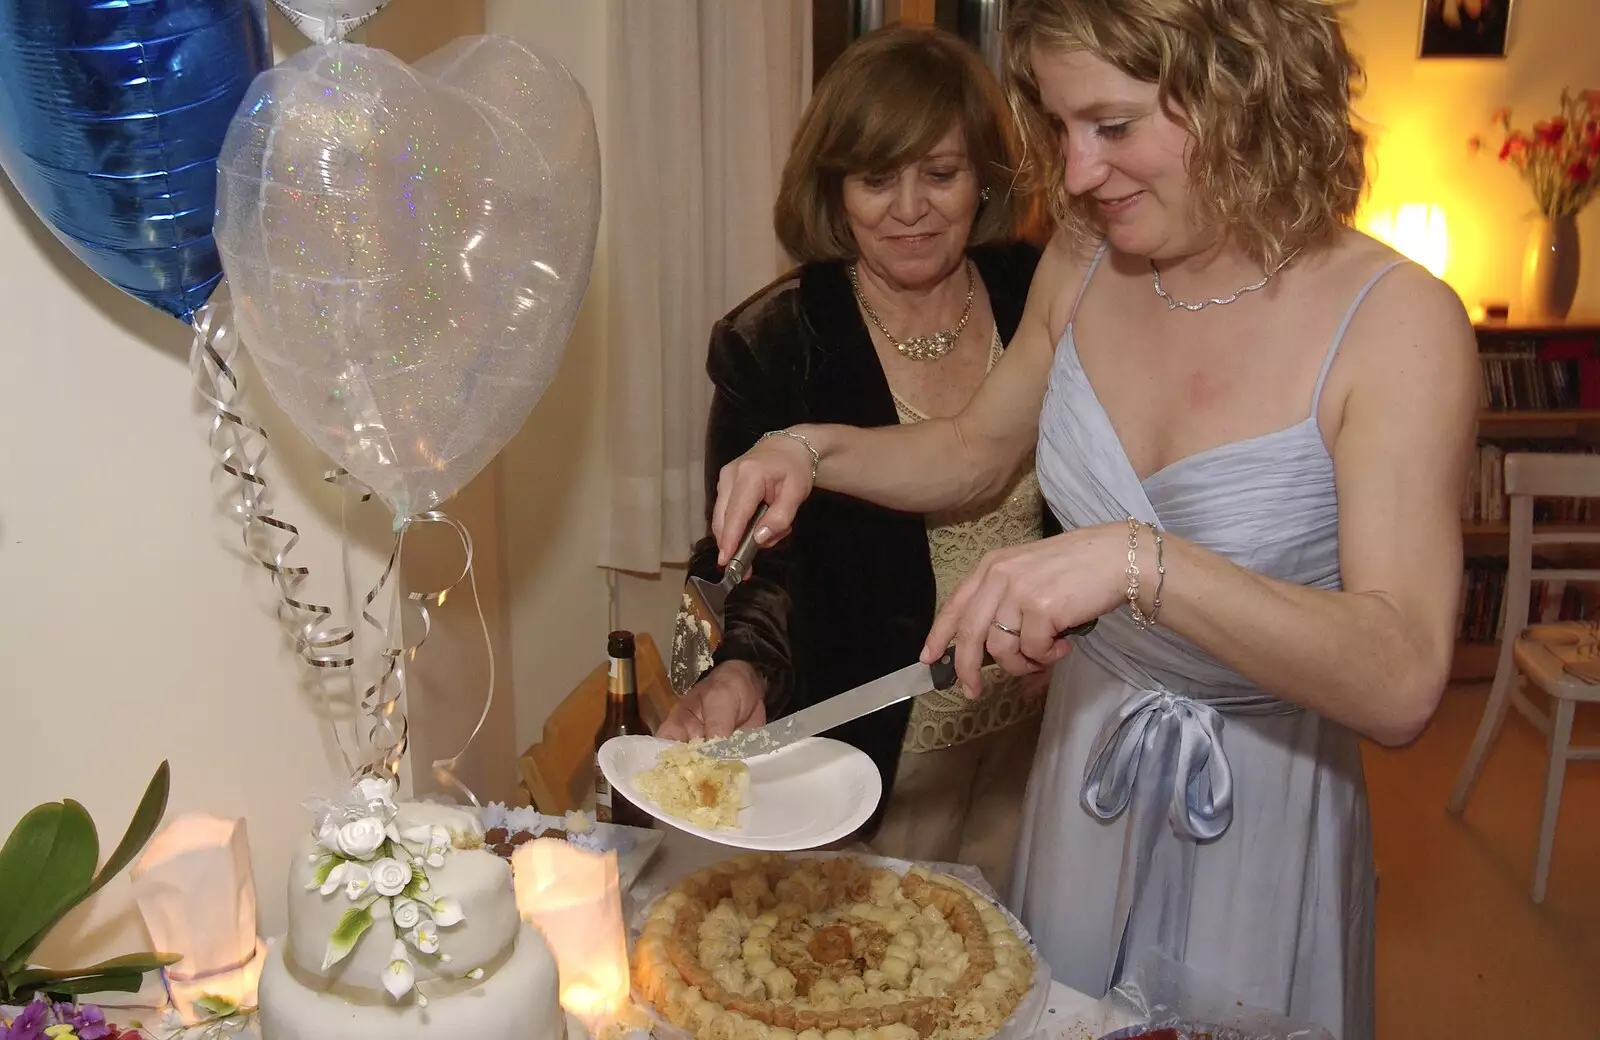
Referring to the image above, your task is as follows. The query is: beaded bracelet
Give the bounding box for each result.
[758,429,820,482]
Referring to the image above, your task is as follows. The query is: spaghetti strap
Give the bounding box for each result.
[1069,240,1110,325]
[1310,259,1410,416]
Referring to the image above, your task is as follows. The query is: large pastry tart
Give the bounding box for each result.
[632,854,1035,1040]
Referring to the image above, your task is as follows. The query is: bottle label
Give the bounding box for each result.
[609,656,619,679]
[594,759,613,822]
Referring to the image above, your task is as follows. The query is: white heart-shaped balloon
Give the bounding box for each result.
[270,0,388,43]
[214,36,601,518]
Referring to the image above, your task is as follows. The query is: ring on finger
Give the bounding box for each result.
[991,620,1022,637]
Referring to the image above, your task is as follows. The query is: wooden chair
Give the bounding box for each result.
[1448,451,1600,902]
[518,632,677,814]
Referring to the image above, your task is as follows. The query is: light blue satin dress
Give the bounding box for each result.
[1012,245,1405,1040]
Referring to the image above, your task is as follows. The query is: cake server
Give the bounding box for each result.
[668,504,767,697]
[697,617,1098,761]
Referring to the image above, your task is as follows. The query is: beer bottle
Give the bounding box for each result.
[593,630,652,828]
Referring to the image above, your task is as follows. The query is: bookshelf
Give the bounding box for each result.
[1454,316,1600,681]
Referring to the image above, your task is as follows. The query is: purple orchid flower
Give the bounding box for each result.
[62,1002,112,1040]
[0,997,50,1040]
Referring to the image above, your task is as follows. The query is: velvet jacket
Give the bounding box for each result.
[686,241,1052,833]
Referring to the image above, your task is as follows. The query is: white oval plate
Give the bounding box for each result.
[597,735,882,851]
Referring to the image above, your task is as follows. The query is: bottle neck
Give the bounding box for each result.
[607,655,637,700]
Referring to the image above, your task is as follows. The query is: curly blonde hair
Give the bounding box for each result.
[776,25,1032,263]
[1003,0,1368,266]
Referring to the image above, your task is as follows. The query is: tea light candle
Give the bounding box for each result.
[511,838,631,1028]
[131,813,265,1024]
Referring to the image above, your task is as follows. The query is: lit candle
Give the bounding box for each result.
[131,814,265,1025]
[511,838,632,1029]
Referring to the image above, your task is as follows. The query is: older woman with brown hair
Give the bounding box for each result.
[706,1,1481,1036]
[658,25,1052,895]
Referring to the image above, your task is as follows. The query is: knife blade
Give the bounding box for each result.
[695,650,960,761]
[695,618,1099,761]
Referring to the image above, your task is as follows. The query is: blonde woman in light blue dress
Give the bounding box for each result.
[701,2,1479,1038]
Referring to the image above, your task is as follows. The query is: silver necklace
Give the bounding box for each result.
[1151,247,1302,312]
[850,260,975,361]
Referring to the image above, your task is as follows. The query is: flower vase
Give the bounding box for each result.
[1521,214,1581,321]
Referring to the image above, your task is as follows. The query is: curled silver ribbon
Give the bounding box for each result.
[357,510,496,804]
[189,296,371,776]
[191,297,492,792]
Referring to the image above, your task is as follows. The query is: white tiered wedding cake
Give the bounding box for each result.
[258,779,565,1040]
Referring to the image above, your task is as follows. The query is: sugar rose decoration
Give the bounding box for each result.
[303,778,467,1004]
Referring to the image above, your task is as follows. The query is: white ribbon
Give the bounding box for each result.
[270,2,389,45]
[357,511,496,805]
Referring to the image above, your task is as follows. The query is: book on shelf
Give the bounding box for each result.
[1458,556,1600,643]
[1461,440,1598,525]
[1476,330,1600,411]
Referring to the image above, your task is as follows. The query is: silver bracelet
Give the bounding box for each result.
[758,429,820,482]
[1124,516,1165,630]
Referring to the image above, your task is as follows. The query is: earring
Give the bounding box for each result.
[980,187,992,202]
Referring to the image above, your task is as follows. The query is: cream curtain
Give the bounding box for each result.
[600,0,811,573]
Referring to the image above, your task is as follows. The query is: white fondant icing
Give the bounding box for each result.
[259,924,566,1040]
[284,802,518,998]
[396,801,485,844]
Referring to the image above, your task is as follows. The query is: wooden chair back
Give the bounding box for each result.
[1500,452,1600,665]
[517,632,676,814]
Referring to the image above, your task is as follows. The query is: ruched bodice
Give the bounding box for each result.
[1039,324,1344,699]
[1010,245,1403,1040]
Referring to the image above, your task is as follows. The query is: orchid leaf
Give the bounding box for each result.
[22,971,146,999]
[7,952,181,988]
[0,801,98,968]
[322,904,376,970]
[86,761,170,899]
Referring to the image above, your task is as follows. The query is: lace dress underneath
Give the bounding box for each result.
[891,327,1045,753]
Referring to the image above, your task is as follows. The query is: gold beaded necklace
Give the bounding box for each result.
[849,260,975,361]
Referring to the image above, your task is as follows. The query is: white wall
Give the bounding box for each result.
[0,0,522,974]
[1347,1,1600,314]
[484,0,620,757]
[486,0,803,750]
[481,0,722,756]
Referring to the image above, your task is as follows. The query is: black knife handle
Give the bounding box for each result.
[928,618,1098,689]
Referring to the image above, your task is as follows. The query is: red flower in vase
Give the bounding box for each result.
[1500,132,1529,165]
[1475,88,1600,217]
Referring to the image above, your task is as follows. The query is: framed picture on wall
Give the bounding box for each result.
[1419,0,1513,58]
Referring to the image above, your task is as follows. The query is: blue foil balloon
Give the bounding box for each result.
[0,0,272,324]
